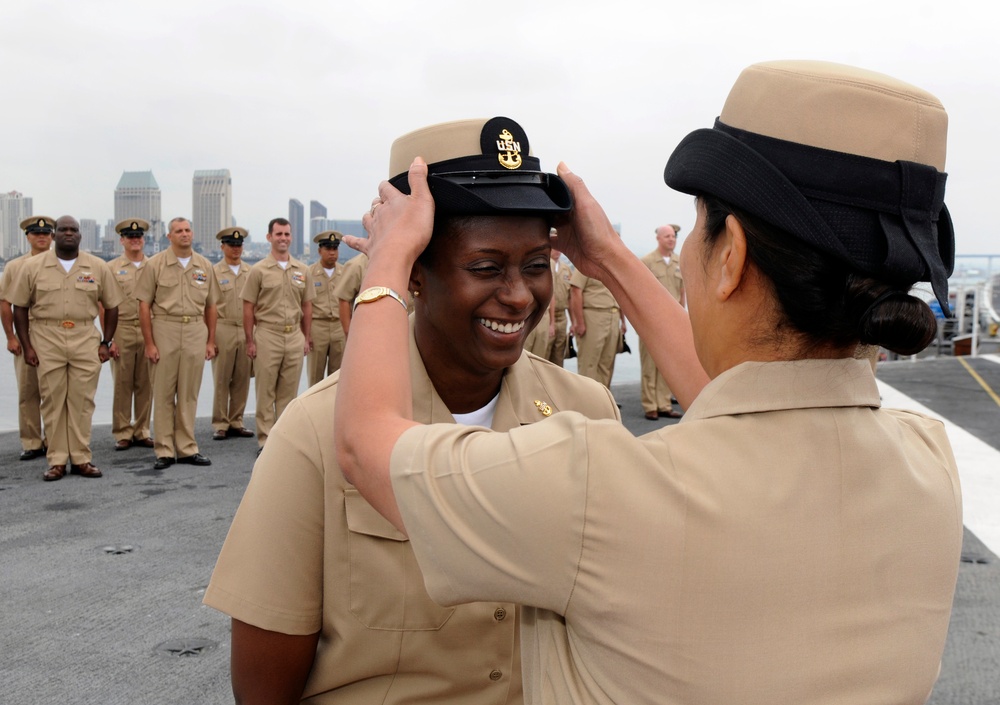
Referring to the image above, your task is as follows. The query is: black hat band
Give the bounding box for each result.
[665,120,953,311]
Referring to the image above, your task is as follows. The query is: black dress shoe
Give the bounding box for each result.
[20,447,46,461]
[153,457,175,470]
[177,453,212,466]
[212,430,227,441]
[227,427,255,438]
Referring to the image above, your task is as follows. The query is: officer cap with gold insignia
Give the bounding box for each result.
[115,218,151,237]
[313,230,343,248]
[20,216,56,235]
[388,117,572,216]
[216,226,249,246]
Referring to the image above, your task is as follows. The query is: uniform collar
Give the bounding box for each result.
[407,320,562,429]
[683,358,881,421]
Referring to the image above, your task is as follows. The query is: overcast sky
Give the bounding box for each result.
[3,0,996,262]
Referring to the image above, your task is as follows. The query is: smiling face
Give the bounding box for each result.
[268,222,292,257]
[412,215,552,398]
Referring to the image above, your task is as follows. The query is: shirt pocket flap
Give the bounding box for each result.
[345,488,407,542]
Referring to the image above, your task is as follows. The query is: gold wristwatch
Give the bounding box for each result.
[353,286,408,312]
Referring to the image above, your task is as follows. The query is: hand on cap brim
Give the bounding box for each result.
[553,162,625,280]
[361,157,435,268]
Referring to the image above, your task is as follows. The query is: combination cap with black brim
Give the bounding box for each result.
[664,60,954,314]
[387,117,572,217]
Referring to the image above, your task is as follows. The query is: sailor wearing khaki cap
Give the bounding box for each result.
[206,116,620,704]
[307,230,345,386]
[335,64,962,704]
[107,218,154,450]
[211,227,254,441]
[0,216,55,461]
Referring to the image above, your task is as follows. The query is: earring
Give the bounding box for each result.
[411,290,420,297]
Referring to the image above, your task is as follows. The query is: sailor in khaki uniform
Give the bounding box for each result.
[638,224,684,419]
[1,216,53,461]
[10,215,121,481]
[306,230,345,387]
[107,218,154,449]
[544,246,572,367]
[210,227,254,441]
[242,217,314,451]
[136,217,219,470]
[337,62,964,705]
[206,116,616,704]
[569,268,624,388]
[333,251,368,337]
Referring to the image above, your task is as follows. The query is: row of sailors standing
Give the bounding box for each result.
[0,214,370,482]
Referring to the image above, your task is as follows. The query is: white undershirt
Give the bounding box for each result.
[277,261,289,270]
[132,260,142,268]
[177,256,191,269]
[663,255,672,265]
[451,391,500,429]
[229,264,240,276]
[57,257,76,273]
[323,267,336,278]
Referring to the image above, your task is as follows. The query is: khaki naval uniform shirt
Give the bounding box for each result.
[332,253,368,306]
[204,324,621,705]
[9,251,123,465]
[390,358,962,705]
[1,253,45,450]
[212,259,251,432]
[569,269,620,387]
[638,250,683,413]
[135,249,219,457]
[308,260,345,386]
[108,254,151,441]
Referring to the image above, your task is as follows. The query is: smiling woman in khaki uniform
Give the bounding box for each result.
[337,62,963,705]
[204,117,621,705]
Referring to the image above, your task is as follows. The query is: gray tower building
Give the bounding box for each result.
[114,170,163,253]
[289,198,305,258]
[310,200,327,220]
[0,190,33,259]
[192,169,233,254]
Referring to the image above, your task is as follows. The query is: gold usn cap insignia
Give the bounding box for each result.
[533,400,553,417]
[497,128,522,170]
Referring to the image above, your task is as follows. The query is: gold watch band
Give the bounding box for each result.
[353,286,408,312]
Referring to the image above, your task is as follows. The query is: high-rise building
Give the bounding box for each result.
[192,169,233,254]
[310,200,327,221]
[0,191,34,259]
[114,171,163,252]
[79,219,100,252]
[289,198,305,258]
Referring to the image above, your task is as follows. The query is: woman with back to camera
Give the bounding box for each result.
[203,117,623,704]
[337,61,963,705]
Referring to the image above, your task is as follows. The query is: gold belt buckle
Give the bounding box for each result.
[61,320,75,329]
[284,325,294,333]
[182,315,191,324]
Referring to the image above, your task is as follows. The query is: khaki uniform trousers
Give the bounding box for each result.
[545,309,569,367]
[522,309,550,357]
[639,338,673,414]
[151,318,207,459]
[33,322,102,466]
[111,319,153,442]
[14,353,45,451]
[212,321,251,433]
[307,318,344,388]
[575,308,619,388]
[254,324,304,447]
